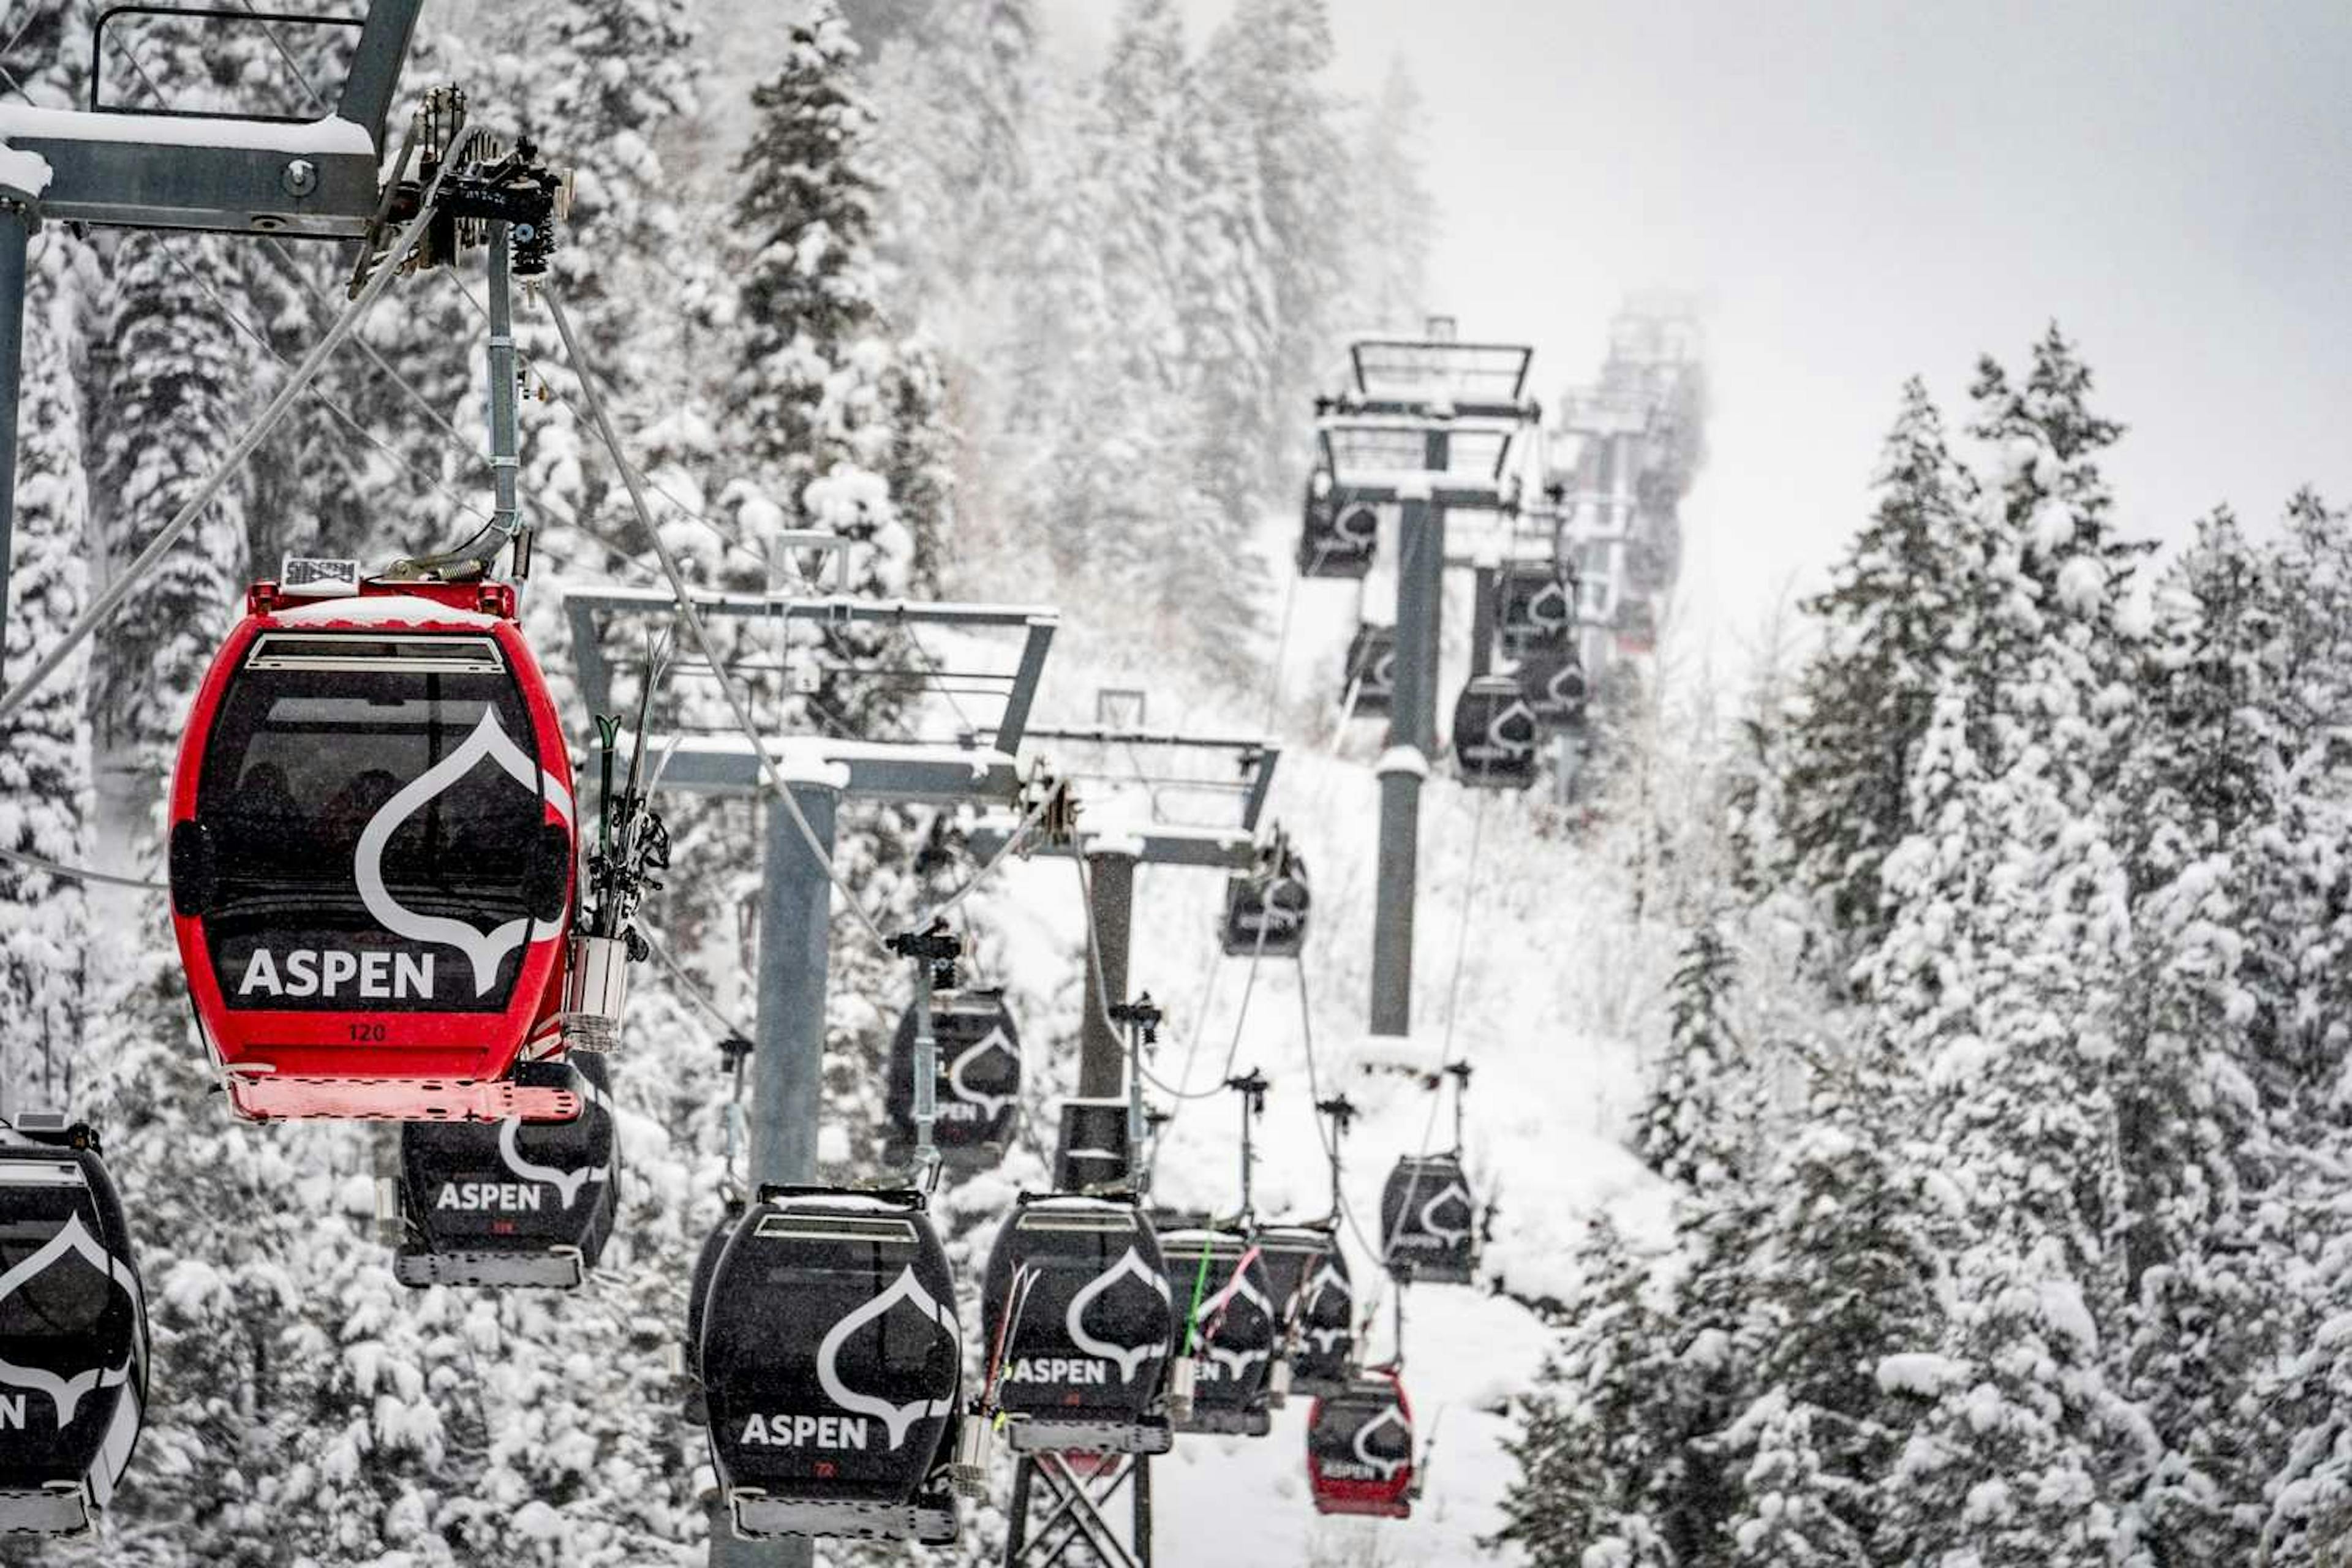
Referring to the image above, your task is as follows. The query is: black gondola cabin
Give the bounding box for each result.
[981,1196,1173,1455]
[1297,483,1378,579]
[1254,1224,1354,1397]
[1159,1224,1275,1438]
[393,1054,618,1288]
[1378,1153,1480,1285]
[1451,674,1540,790]
[884,990,1021,1169]
[1307,1373,1417,1518]
[1219,848,1311,960]
[1496,561,1578,656]
[1517,644,1589,732]
[700,1188,963,1543]
[0,1115,148,1535]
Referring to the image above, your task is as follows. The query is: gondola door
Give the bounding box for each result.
[885,990,1020,1170]
[1258,1226,1354,1398]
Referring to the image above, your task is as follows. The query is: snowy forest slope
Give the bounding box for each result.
[9,0,2347,1566]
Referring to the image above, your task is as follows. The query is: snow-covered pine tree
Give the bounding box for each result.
[1716,1391,1871,1567]
[0,233,99,1114]
[728,0,947,646]
[1870,331,2146,1568]
[2242,488,2352,1101]
[1637,915,1749,1190]
[1341,59,1433,335]
[1779,380,1980,963]
[1079,0,1263,673]
[90,236,254,790]
[1,0,86,105]
[84,7,277,793]
[2097,511,2293,1558]
[2224,491,2352,1566]
[1495,1218,1708,1568]
[1196,0,1349,499]
[1713,1074,1948,1565]
[1507,905,1772,1566]
[862,0,1038,330]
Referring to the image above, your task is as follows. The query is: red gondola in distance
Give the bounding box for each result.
[167,576,579,1123]
[1306,1370,1417,1519]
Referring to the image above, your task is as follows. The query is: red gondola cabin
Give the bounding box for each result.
[1306,1371,1416,1518]
[167,578,579,1123]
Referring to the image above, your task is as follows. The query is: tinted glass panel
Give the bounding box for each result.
[195,647,546,1013]
[0,1185,120,1344]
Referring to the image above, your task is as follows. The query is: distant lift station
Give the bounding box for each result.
[1305,326,1544,1037]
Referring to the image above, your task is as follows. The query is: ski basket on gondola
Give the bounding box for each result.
[1307,1371,1416,1518]
[0,1115,149,1536]
[1297,484,1378,579]
[392,1054,617,1288]
[1159,1223,1275,1438]
[884,989,1020,1169]
[1451,674,1540,791]
[1255,1224,1355,1397]
[700,1188,963,1544]
[1378,1153,1480,1284]
[1343,624,1398,717]
[982,1196,1173,1456]
[1219,842,1311,960]
[167,577,579,1124]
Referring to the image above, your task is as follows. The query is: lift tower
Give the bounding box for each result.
[567,568,1056,1568]
[0,0,424,671]
[968,710,1288,1568]
[1313,328,1540,1038]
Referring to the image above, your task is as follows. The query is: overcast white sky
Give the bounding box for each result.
[1044,0,2352,658]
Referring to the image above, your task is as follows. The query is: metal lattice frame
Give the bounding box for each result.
[565,585,1057,803]
[1005,1452,1153,1568]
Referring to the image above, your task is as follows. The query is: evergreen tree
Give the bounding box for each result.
[1637,916,1749,1190]
[91,228,254,789]
[1716,1083,1948,1564]
[1342,59,1433,334]
[1717,1390,1872,1567]
[1869,333,2144,1568]
[1496,1219,1706,1568]
[0,235,97,1112]
[1196,0,1348,497]
[2105,514,2280,1563]
[83,10,285,791]
[728,0,945,616]
[1779,380,1981,962]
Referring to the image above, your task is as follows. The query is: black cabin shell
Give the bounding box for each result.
[701,1189,963,1508]
[0,1121,149,1534]
[394,1054,619,1287]
[982,1196,1172,1450]
[884,990,1020,1165]
[1378,1153,1480,1285]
